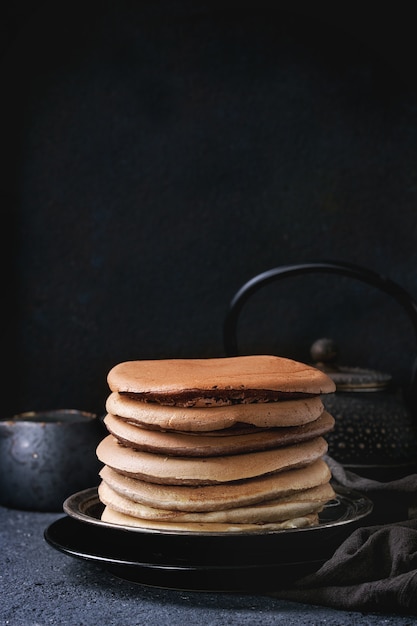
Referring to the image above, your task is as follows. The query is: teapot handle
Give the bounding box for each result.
[223,260,417,407]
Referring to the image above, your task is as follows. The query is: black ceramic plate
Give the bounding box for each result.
[44,483,372,591]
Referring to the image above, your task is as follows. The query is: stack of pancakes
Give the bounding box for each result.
[96,355,337,532]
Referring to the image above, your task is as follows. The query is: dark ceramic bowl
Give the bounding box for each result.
[0,409,106,512]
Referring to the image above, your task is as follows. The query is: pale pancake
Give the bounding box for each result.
[101,506,320,532]
[105,393,325,431]
[107,355,336,406]
[98,480,335,523]
[99,459,332,511]
[103,411,335,456]
[96,435,328,485]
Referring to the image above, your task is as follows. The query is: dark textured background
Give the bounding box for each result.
[2,1,417,416]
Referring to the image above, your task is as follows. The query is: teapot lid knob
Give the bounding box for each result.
[310,338,339,369]
[310,337,392,391]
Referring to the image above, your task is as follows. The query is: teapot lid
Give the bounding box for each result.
[310,338,392,392]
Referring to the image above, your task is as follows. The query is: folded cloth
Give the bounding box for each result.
[325,456,417,524]
[271,457,417,615]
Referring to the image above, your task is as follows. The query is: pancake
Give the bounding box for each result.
[107,355,336,406]
[105,393,326,432]
[98,480,335,523]
[97,355,336,532]
[103,411,335,456]
[99,458,332,511]
[96,434,328,485]
[100,506,320,532]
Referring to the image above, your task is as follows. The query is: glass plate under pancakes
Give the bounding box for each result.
[44,484,373,592]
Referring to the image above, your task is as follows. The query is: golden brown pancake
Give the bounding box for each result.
[99,458,332,511]
[103,411,335,456]
[107,355,336,406]
[96,434,328,485]
[100,506,320,532]
[98,480,335,523]
[105,393,326,431]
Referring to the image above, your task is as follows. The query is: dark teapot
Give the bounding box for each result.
[223,260,417,481]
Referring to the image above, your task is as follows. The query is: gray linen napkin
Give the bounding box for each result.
[271,457,417,615]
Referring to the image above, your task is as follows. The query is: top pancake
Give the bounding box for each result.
[107,355,336,407]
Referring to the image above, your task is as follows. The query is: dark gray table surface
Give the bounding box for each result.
[1,505,415,626]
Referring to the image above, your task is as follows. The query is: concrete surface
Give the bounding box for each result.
[1,505,415,626]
